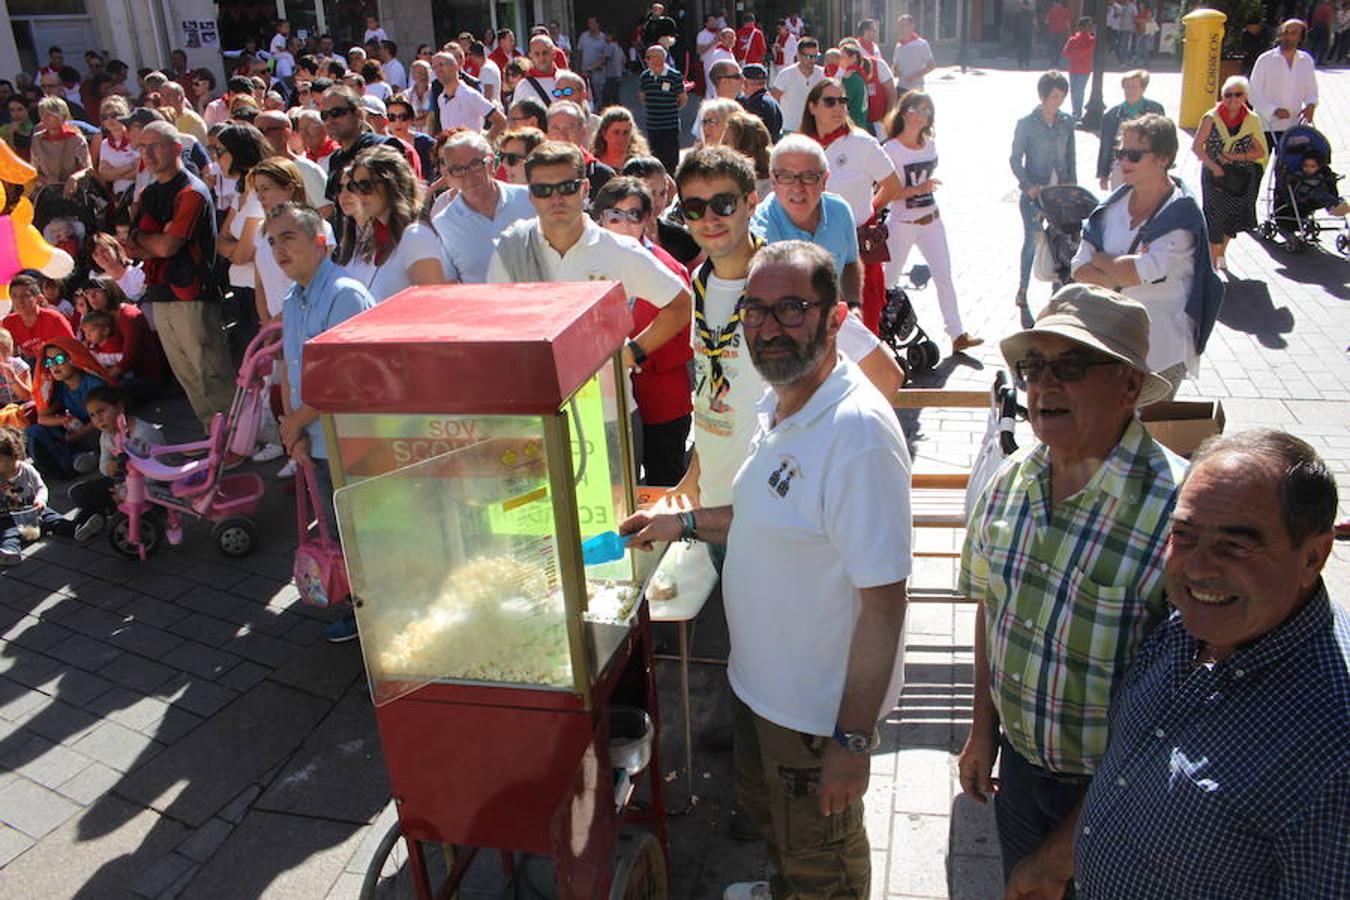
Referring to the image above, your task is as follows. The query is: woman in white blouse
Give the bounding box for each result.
[341,145,446,301]
[1071,113,1215,398]
[213,125,269,350]
[96,97,138,201]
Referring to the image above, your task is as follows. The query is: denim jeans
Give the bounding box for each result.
[1069,73,1088,119]
[25,424,83,478]
[994,735,1088,897]
[1018,192,1041,292]
[2,506,75,553]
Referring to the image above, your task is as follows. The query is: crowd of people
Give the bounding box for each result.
[0,7,1347,898]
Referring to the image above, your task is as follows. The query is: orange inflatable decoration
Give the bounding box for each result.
[0,139,74,311]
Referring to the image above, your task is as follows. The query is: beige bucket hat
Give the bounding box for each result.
[1000,284,1174,407]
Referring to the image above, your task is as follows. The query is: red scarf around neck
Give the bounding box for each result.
[1216,102,1247,131]
[813,124,851,148]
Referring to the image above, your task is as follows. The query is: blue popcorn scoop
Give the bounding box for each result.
[581,531,634,566]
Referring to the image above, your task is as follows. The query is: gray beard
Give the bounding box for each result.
[751,332,830,386]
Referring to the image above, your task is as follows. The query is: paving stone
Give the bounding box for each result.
[107,622,188,659]
[184,809,365,899]
[155,674,239,718]
[281,616,330,646]
[2,615,74,653]
[218,659,271,693]
[167,611,241,648]
[59,604,129,641]
[130,851,197,898]
[0,792,188,898]
[79,555,146,586]
[0,650,63,689]
[887,812,952,898]
[22,590,81,622]
[0,820,35,867]
[256,686,388,824]
[99,653,179,694]
[229,628,299,669]
[175,816,234,863]
[69,719,165,773]
[220,784,261,824]
[0,684,49,722]
[180,559,253,591]
[6,561,94,594]
[121,595,193,630]
[141,708,205,745]
[161,640,241,681]
[114,681,331,828]
[12,739,93,789]
[19,697,101,747]
[125,571,195,602]
[55,760,124,804]
[43,668,117,708]
[267,638,364,701]
[46,632,123,672]
[158,858,202,900]
[173,586,250,619]
[95,691,173,733]
[0,777,81,838]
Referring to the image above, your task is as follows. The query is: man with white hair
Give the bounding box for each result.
[431,51,505,138]
[430,131,534,284]
[751,135,862,306]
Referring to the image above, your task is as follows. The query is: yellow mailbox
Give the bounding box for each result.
[1180,8,1227,129]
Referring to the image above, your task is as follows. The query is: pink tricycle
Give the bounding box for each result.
[107,322,284,560]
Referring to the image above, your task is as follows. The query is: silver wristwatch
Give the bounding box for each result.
[832,726,880,755]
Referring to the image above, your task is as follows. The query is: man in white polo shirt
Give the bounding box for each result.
[431,131,534,283]
[487,141,692,370]
[432,51,505,139]
[623,239,912,900]
[771,35,825,133]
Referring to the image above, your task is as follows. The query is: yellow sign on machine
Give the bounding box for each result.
[1179,8,1227,129]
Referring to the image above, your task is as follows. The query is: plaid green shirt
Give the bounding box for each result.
[960,418,1186,775]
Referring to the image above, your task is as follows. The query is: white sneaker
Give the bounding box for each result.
[251,442,285,463]
[74,513,105,543]
[723,883,771,900]
[275,459,297,479]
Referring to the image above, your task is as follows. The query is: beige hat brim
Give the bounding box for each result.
[1001,321,1174,407]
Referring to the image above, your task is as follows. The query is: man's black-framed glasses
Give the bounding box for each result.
[771,169,824,186]
[737,296,829,328]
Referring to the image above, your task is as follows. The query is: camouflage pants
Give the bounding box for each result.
[731,692,871,899]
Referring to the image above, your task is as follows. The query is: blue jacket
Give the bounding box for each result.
[1083,180,1224,354]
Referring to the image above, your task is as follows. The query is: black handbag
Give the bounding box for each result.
[1213,163,1251,196]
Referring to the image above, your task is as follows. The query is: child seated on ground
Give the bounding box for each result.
[0,327,34,430]
[27,337,109,479]
[0,426,78,566]
[79,310,126,380]
[63,383,165,541]
[1293,152,1350,217]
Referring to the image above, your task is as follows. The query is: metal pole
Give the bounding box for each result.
[1080,0,1108,130]
[958,0,970,72]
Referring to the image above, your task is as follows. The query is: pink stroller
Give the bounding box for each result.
[107,322,283,560]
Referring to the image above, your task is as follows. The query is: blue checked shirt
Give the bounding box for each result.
[1074,584,1350,898]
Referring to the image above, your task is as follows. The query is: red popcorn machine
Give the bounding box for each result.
[302,282,669,898]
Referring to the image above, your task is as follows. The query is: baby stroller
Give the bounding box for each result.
[1258,124,1349,256]
[107,322,283,561]
[879,265,941,378]
[1035,185,1101,285]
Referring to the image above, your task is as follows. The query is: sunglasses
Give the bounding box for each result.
[320,106,353,120]
[551,86,576,97]
[342,179,377,195]
[446,159,487,177]
[815,95,845,108]
[1114,148,1150,163]
[497,151,526,166]
[771,170,824,186]
[599,207,644,225]
[681,192,741,221]
[1014,355,1121,383]
[528,178,584,198]
[42,353,70,368]
[738,297,828,328]
[387,112,412,122]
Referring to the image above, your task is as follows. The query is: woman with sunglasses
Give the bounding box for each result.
[695,98,741,150]
[95,96,137,201]
[881,91,981,355]
[591,177,693,486]
[340,145,446,301]
[800,77,902,334]
[1190,75,1268,272]
[591,107,650,172]
[1073,114,1220,400]
[213,124,270,354]
[385,97,437,182]
[494,126,546,185]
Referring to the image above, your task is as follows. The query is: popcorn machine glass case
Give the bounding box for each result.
[302,282,646,707]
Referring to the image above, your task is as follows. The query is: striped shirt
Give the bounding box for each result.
[959,418,1185,774]
[1075,587,1350,897]
[639,66,684,132]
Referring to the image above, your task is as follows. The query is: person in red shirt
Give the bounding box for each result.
[489,29,522,71]
[591,177,692,486]
[735,13,768,66]
[1045,1,1071,65]
[3,271,75,365]
[1062,17,1097,120]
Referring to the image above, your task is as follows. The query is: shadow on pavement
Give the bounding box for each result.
[1215,277,1295,349]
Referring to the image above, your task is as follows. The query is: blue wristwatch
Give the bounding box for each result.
[832,726,880,755]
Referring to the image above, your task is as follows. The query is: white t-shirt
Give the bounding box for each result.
[256,220,334,316]
[436,82,495,131]
[697,28,721,60]
[821,131,898,227]
[772,64,825,133]
[99,137,138,194]
[1070,190,1195,373]
[892,38,936,91]
[780,33,800,67]
[702,47,735,93]
[383,58,408,90]
[882,138,940,223]
[692,271,882,506]
[477,58,502,105]
[227,191,264,289]
[116,265,146,301]
[342,222,445,302]
[513,71,560,107]
[291,153,330,210]
[364,27,388,44]
[269,33,289,56]
[272,51,296,82]
[486,219,686,310]
[364,81,394,102]
[724,357,912,736]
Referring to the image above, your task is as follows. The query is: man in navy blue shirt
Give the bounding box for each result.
[1071,429,1347,898]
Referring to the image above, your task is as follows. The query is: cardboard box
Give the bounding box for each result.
[1140,400,1226,458]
